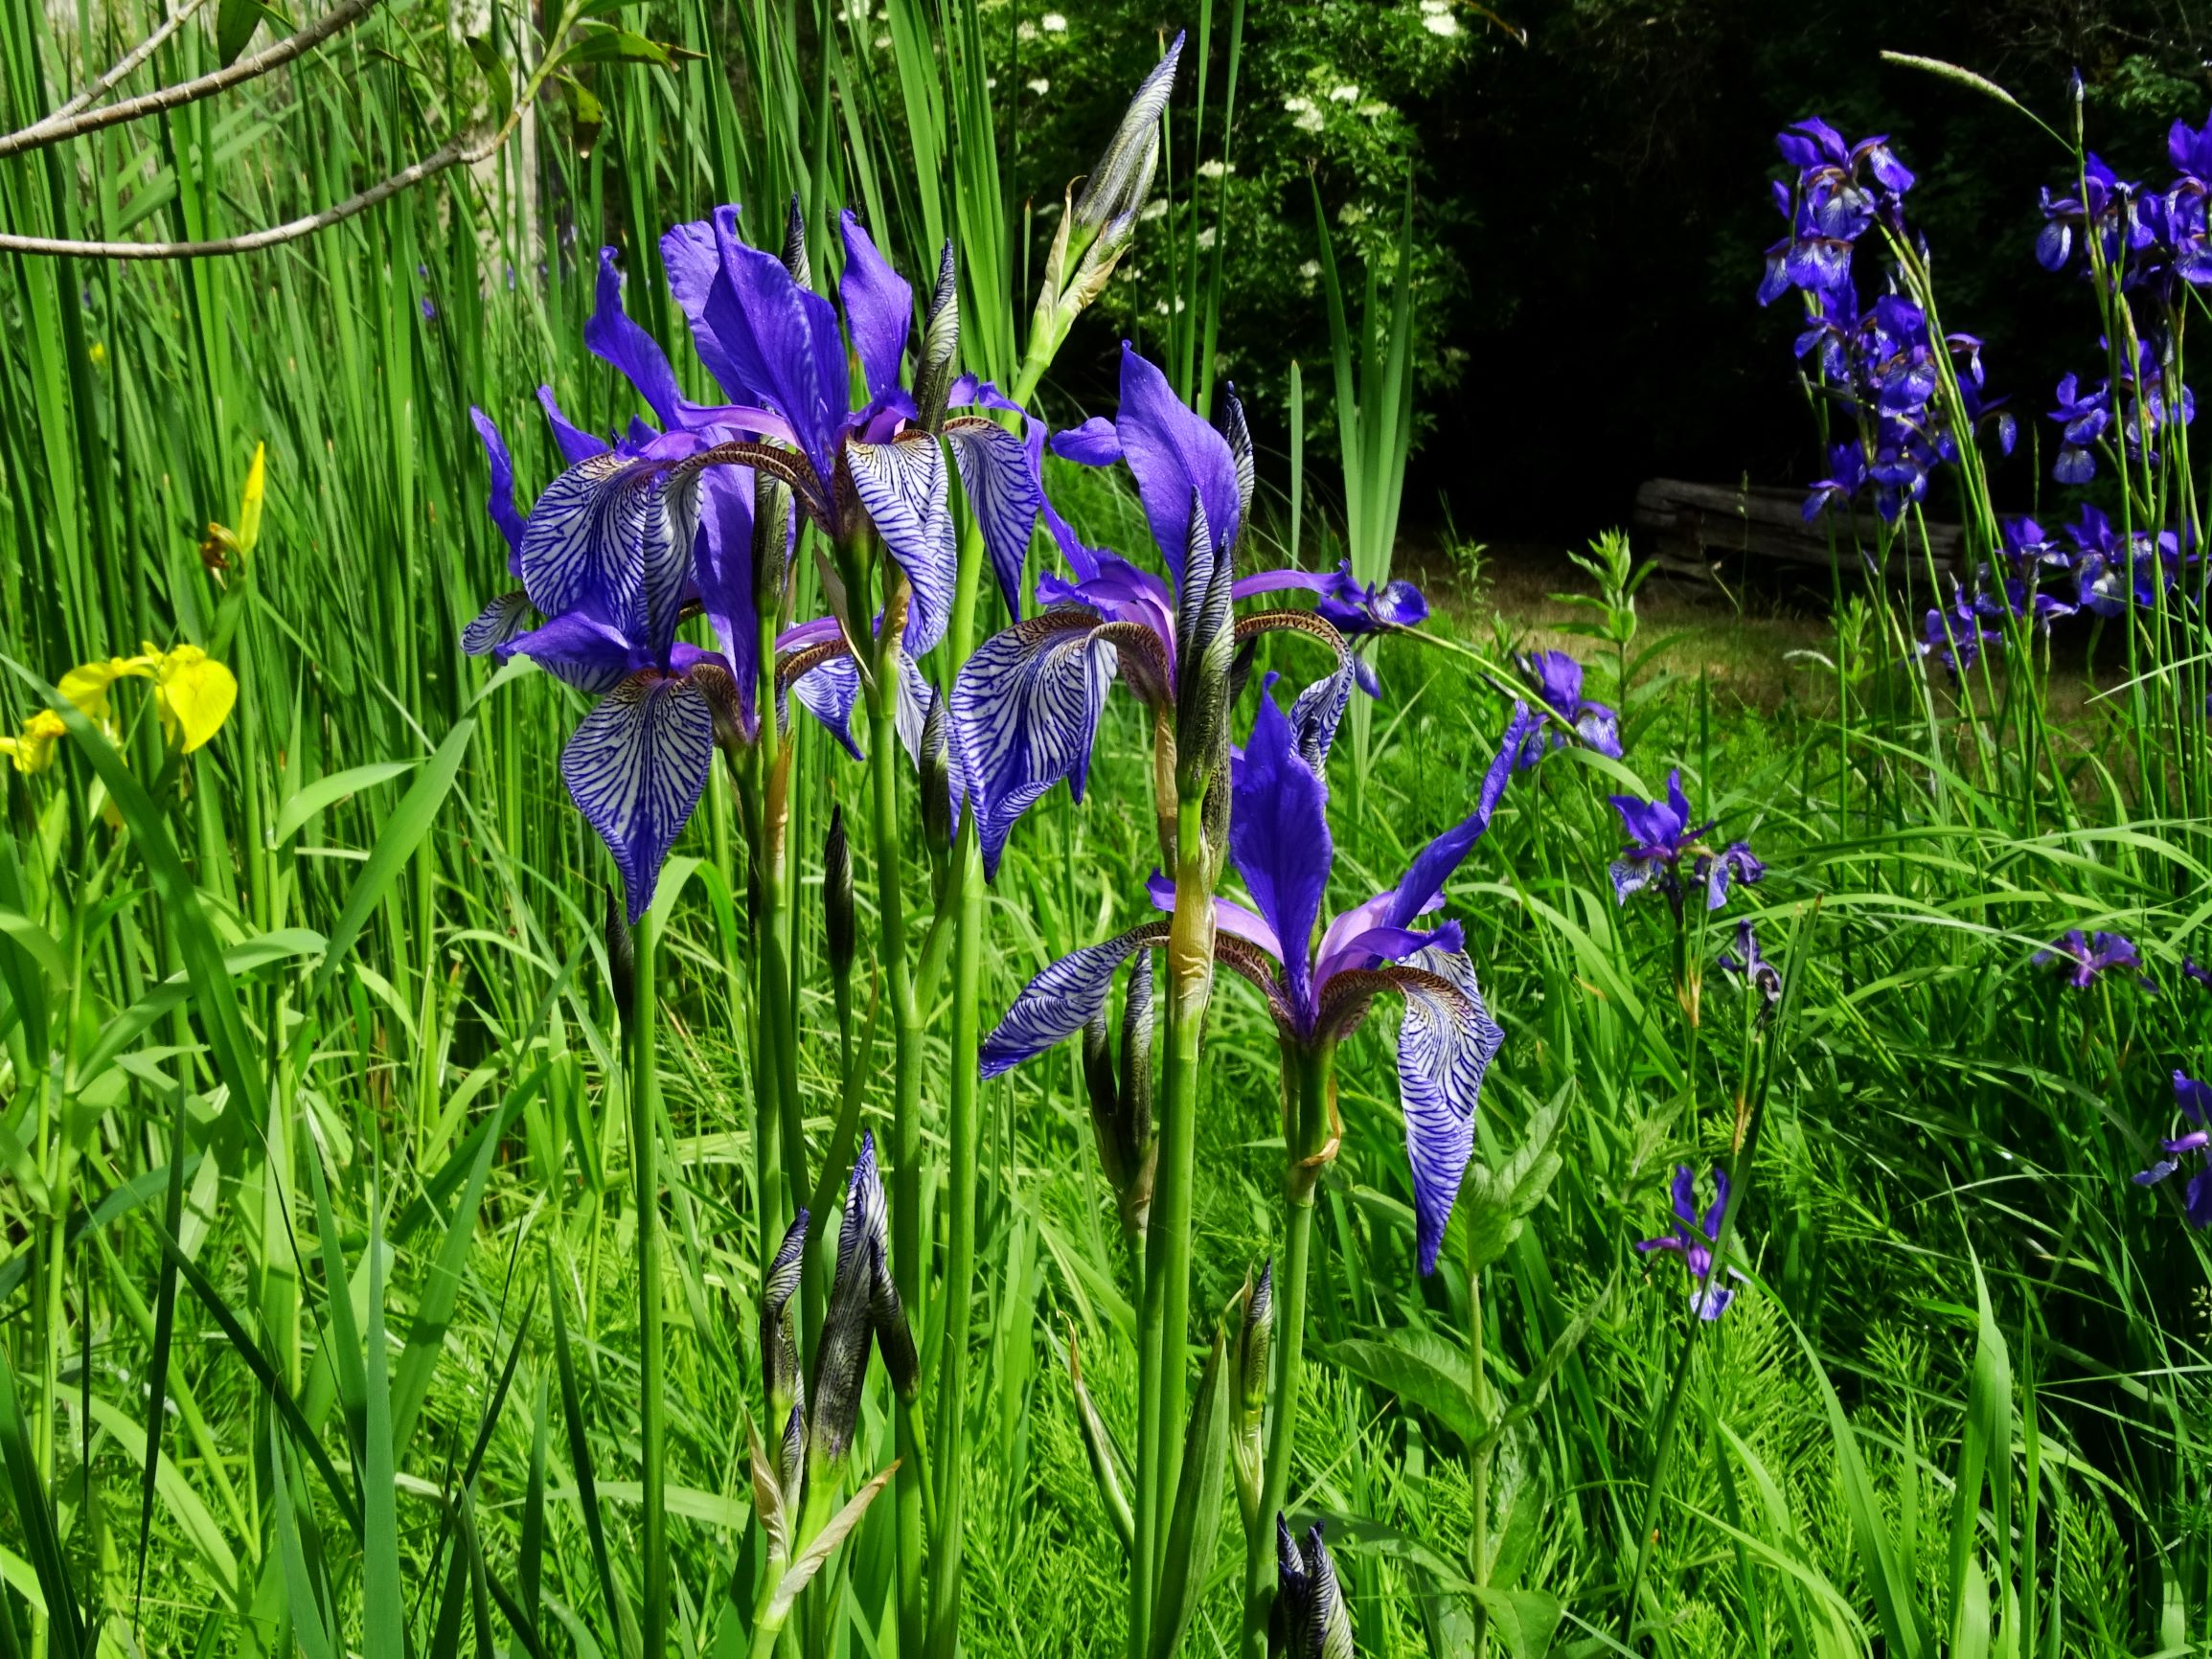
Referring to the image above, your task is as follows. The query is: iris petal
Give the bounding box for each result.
[519,453,690,656]
[846,433,956,657]
[469,406,528,573]
[500,610,640,694]
[1390,948,1506,1276]
[1111,343,1243,582]
[462,590,533,658]
[561,670,718,922]
[584,246,687,429]
[1230,681,1333,1018]
[837,211,915,406]
[980,922,1170,1079]
[946,416,1046,619]
[951,610,1114,878]
[1387,702,1537,929]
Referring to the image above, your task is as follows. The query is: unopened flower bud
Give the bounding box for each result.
[913,240,959,433]
[1072,33,1182,237]
[781,193,811,289]
[1271,1516,1353,1659]
[810,1135,918,1478]
[605,884,635,1021]
[919,685,954,853]
[1232,1262,1273,1530]
[824,805,855,983]
[1081,957,1157,1235]
[1216,382,1255,532]
[1174,494,1235,800]
[754,475,793,618]
[761,1210,810,1473]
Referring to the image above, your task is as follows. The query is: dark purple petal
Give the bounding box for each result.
[704,214,849,481]
[1287,654,1357,771]
[501,609,643,694]
[1112,343,1243,582]
[584,246,686,429]
[2177,1070,2212,1125]
[1052,417,1125,467]
[538,385,609,465]
[2186,1169,2212,1229]
[837,211,914,405]
[469,406,529,573]
[980,923,1167,1079]
[1385,702,1538,930]
[1391,948,1506,1275]
[661,210,760,406]
[562,669,717,921]
[951,612,1114,879]
[787,649,864,760]
[846,433,956,656]
[691,466,761,735]
[1230,680,1334,1020]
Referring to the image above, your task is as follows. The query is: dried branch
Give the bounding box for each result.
[51,0,213,122]
[0,0,381,159]
[0,129,498,258]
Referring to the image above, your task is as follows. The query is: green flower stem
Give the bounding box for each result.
[630,907,668,1659]
[864,670,928,1659]
[925,824,985,1659]
[1468,1237,1491,1654]
[1240,1041,1333,1659]
[1135,788,1216,1657]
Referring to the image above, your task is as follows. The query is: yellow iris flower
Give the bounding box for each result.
[56,642,238,755]
[0,710,67,774]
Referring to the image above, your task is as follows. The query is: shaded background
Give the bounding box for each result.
[997,0,2210,551]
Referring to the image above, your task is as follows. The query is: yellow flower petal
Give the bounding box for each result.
[0,710,66,774]
[57,656,151,723]
[150,646,237,752]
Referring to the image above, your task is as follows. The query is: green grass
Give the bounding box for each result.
[0,0,2208,1655]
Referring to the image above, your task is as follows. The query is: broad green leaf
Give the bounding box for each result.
[1458,1095,1566,1272]
[1473,1587,1563,1659]
[275,760,418,845]
[1320,1329,1480,1445]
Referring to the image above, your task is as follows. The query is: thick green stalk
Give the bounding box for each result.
[925,826,985,1659]
[631,909,668,1659]
[1240,1043,1330,1659]
[864,679,927,1659]
[1468,1246,1490,1655]
[1135,789,1214,1656]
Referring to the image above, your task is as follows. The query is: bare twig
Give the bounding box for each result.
[0,130,494,258]
[52,0,214,122]
[0,0,380,158]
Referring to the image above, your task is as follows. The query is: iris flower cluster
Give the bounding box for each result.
[2047,338,2196,485]
[2036,111,2212,298]
[1608,769,1764,919]
[2133,1072,2212,1228]
[462,209,1050,919]
[1761,119,2014,527]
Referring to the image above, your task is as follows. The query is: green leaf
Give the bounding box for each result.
[275,760,418,846]
[309,718,472,1005]
[0,1346,81,1659]
[1319,1329,1480,1445]
[1457,1095,1565,1273]
[1065,1331,1134,1556]
[766,1462,899,1622]
[1472,1588,1563,1659]
[214,0,265,65]
[362,1195,403,1659]
[390,1111,503,1444]
[563,25,674,66]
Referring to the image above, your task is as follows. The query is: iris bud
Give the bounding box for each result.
[824,805,855,983]
[1071,32,1182,238]
[1216,383,1255,532]
[919,685,954,853]
[913,240,959,434]
[761,1210,810,1486]
[1270,1516,1353,1659]
[754,475,793,619]
[781,193,811,289]
[1173,495,1234,801]
[1231,1262,1273,1530]
[1081,955,1158,1235]
[605,884,635,1023]
[810,1135,918,1478]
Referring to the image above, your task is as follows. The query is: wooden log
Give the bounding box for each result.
[1632,477,1961,582]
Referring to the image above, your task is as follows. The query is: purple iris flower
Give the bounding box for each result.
[2061,503,2190,618]
[2033,929,2146,989]
[1312,562,1427,697]
[1608,770,1764,917]
[950,345,1369,876]
[1758,118,1913,307]
[1514,650,1621,767]
[1635,1164,1740,1320]
[1718,920,1782,1018]
[2166,111,2212,285]
[1919,580,2005,675]
[2133,1072,2212,1227]
[2185,956,2212,989]
[980,684,1539,1274]
[2037,155,2149,275]
[2048,339,2194,485]
[458,215,1054,916]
